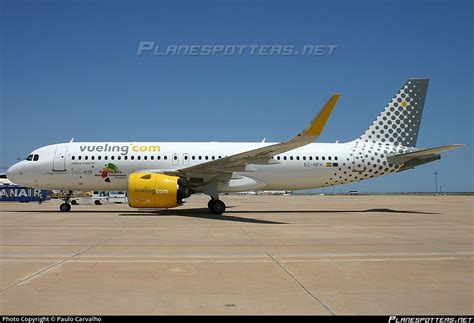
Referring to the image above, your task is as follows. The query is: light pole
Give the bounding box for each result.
[433,172,438,195]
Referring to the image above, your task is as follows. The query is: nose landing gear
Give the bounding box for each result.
[59,190,73,212]
[60,202,71,212]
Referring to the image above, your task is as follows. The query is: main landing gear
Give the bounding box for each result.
[204,184,226,215]
[59,190,73,212]
[208,199,226,215]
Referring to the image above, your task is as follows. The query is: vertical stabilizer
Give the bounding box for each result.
[358,79,429,147]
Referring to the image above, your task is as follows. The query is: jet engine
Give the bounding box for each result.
[127,173,191,208]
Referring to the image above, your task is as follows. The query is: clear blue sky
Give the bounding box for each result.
[1,0,472,192]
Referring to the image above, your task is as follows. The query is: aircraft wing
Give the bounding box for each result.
[164,94,340,183]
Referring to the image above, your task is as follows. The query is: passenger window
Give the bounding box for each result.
[98,156,101,160]
[104,156,108,160]
[144,156,147,160]
[137,156,141,160]
[212,156,215,160]
[85,156,88,160]
[205,156,209,160]
[131,156,134,160]
[184,155,188,160]
[110,156,114,160]
[198,156,202,160]
[218,156,222,159]
[328,156,332,161]
[302,156,306,160]
[124,156,128,160]
[151,156,154,160]
[164,156,168,160]
[91,156,95,160]
[322,156,325,160]
[309,156,313,161]
[335,156,338,161]
[72,156,75,160]
[192,156,195,160]
[117,156,121,160]
[78,156,82,160]
[296,156,300,160]
[283,156,287,160]
[173,155,177,160]
[290,156,293,160]
[277,156,280,160]
[157,156,161,160]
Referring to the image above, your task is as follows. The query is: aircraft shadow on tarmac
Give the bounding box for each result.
[14,207,438,225]
[118,207,438,224]
[224,208,439,215]
[13,208,282,224]
[119,207,288,224]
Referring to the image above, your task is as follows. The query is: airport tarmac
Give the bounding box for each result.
[0,194,472,315]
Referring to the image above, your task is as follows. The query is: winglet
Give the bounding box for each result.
[301,93,340,138]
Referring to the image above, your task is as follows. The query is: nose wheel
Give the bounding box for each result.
[59,190,73,212]
[208,199,226,215]
[60,203,71,212]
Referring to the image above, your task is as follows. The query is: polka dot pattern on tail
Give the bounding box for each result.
[358,79,429,147]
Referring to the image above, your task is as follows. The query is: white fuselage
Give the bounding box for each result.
[6,141,409,192]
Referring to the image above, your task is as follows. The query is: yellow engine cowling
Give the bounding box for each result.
[128,173,182,208]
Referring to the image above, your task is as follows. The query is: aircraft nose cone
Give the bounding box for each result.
[6,163,20,183]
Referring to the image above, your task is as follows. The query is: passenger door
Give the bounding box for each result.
[53,146,68,171]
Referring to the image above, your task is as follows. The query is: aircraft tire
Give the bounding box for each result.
[60,203,71,212]
[208,199,226,215]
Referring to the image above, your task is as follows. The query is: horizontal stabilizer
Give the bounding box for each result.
[387,144,464,165]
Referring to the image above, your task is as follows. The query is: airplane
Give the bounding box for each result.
[6,79,463,214]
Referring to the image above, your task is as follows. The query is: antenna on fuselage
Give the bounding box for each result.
[69,138,75,143]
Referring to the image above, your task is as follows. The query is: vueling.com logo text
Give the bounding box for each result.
[79,144,161,156]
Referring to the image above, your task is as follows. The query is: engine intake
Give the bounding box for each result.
[128,173,189,209]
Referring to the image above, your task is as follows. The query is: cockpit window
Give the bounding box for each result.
[33,154,39,161]
[26,155,33,161]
